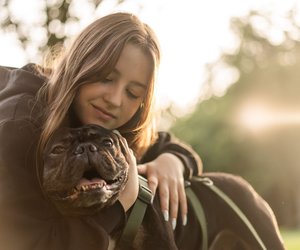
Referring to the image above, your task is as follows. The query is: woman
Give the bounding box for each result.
[0,12,202,249]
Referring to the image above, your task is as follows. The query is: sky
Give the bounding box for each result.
[0,0,300,113]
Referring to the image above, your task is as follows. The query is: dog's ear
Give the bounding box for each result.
[44,127,70,153]
[112,130,128,157]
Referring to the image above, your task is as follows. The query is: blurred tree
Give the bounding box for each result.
[0,0,124,61]
[171,10,300,228]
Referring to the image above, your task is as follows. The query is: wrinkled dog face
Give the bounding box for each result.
[42,124,129,215]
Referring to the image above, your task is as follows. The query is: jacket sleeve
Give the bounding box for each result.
[0,65,127,249]
[0,118,125,250]
[140,131,202,179]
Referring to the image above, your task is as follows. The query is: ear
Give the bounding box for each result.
[45,127,69,153]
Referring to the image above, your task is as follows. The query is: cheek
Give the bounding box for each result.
[122,103,141,123]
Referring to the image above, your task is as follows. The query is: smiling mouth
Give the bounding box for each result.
[91,104,116,120]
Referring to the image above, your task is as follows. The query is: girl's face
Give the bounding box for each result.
[72,43,152,130]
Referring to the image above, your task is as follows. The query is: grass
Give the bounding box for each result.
[281,229,300,250]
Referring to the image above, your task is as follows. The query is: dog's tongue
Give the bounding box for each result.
[76,178,105,189]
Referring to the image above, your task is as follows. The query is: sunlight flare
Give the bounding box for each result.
[238,103,300,132]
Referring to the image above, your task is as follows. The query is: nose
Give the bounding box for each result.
[103,84,123,107]
[74,143,98,155]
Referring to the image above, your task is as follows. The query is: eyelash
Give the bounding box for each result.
[126,90,139,99]
[100,78,140,99]
[102,78,113,83]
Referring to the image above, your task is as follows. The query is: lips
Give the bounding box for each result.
[91,104,116,121]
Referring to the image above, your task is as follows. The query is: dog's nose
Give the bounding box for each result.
[74,143,98,155]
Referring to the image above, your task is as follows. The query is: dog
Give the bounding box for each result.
[42,124,285,249]
[42,124,129,216]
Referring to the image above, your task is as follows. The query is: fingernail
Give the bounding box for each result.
[172,218,177,230]
[112,130,121,135]
[182,215,187,226]
[163,210,169,221]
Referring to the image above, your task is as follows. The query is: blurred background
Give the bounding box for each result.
[1,0,300,247]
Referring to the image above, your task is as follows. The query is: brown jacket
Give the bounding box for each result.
[0,64,201,250]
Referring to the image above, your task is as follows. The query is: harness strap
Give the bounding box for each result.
[185,182,208,250]
[191,176,267,250]
[117,175,153,247]
[118,175,266,250]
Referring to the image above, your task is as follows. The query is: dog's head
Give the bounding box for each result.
[42,124,129,216]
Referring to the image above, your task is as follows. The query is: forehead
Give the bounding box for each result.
[114,43,153,87]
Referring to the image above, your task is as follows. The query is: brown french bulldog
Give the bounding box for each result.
[42,124,285,250]
[42,124,129,216]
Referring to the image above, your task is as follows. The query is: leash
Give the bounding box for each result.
[188,176,267,250]
[118,175,266,250]
[117,175,153,247]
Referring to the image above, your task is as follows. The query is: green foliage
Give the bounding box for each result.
[171,10,300,228]
[0,0,124,61]
[281,229,300,250]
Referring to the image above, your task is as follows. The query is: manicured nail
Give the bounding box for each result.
[112,130,121,135]
[172,218,177,230]
[163,210,169,221]
[182,215,187,226]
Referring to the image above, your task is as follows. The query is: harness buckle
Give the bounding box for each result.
[138,175,153,204]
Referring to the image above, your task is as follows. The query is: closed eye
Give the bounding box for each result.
[126,90,139,99]
[101,78,113,84]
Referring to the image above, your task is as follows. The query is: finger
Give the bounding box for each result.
[118,137,135,165]
[159,181,169,222]
[127,148,136,165]
[118,136,130,155]
[118,162,139,211]
[178,181,188,226]
[147,174,158,196]
[169,182,179,230]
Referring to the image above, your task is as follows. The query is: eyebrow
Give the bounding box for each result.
[111,68,147,89]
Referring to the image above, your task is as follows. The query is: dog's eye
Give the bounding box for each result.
[102,138,113,148]
[51,145,65,154]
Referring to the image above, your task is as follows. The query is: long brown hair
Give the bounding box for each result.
[37,12,160,165]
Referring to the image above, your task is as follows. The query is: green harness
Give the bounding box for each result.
[118,175,267,250]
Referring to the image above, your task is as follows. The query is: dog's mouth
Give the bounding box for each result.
[77,168,123,192]
[61,168,125,201]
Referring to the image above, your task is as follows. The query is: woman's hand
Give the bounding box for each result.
[118,138,139,212]
[137,153,187,229]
